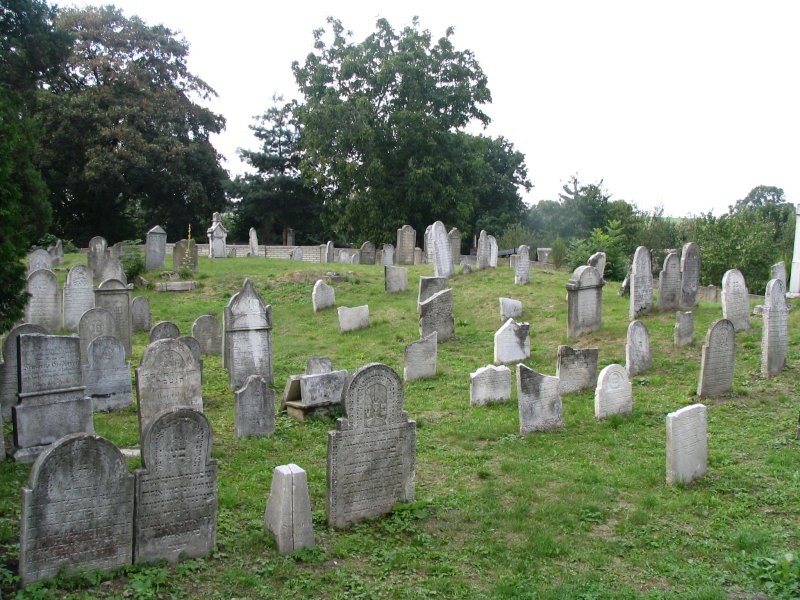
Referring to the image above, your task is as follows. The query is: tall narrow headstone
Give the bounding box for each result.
[494,319,531,364]
[625,320,651,377]
[0,324,46,420]
[404,332,437,382]
[566,265,604,337]
[172,239,198,271]
[248,227,259,257]
[419,288,454,342]
[131,296,151,331]
[697,319,735,398]
[325,241,334,263]
[470,365,512,406]
[488,235,498,268]
[145,225,167,271]
[25,269,61,333]
[28,249,53,274]
[224,278,273,389]
[312,279,336,312]
[515,245,531,285]
[680,242,700,308]
[192,314,222,355]
[84,335,132,411]
[87,236,109,279]
[556,345,599,394]
[630,246,653,319]
[381,243,395,266]
[63,265,95,331]
[657,251,681,310]
[235,374,275,438]
[674,311,694,346]
[327,363,416,528]
[666,404,707,485]
[517,364,563,433]
[721,269,750,331]
[396,225,416,265]
[265,464,315,554]
[476,230,490,270]
[431,221,454,278]
[94,278,132,356]
[359,241,376,265]
[207,212,228,258]
[594,364,632,419]
[418,276,446,305]
[448,227,460,265]
[762,278,788,378]
[385,266,409,293]
[150,320,180,342]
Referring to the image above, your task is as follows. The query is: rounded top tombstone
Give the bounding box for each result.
[343,363,404,430]
[141,407,211,474]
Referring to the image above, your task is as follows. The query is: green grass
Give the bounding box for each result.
[2,253,799,599]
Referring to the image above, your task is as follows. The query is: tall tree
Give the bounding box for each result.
[35,5,228,244]
[557,175,611,240]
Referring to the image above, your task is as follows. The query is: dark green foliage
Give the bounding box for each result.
[566,220,628,280]
[119,240,145,282]
[496,223,536,253]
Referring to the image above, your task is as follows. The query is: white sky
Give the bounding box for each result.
[66,0,800,217]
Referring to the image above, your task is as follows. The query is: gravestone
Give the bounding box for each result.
[248,227,259,257]
[537,248,552,263]
[680,242,700,308]
[515,245,531,285]
[674,311,694,346]
[476,230,490,270]
[135,338,203,437]
[312,279,336,312]
[178,336,203,379]
[98,256,126,285]
[657,251,681,310]
[84,336,132,411]
[517,364,563,433]
[360,241,376,265]
[418,288,454,342]
[461,262,472,274]
[281,359,348,420]
[721,269,750,331]
[587,252,606,280]
[25,269,61,333]
[145,225,167,271]
[594,364,632,419]
[28,249,53,274]
[396,224,416,265]
[131,296,152,331]
[327,363,416,528]
[488,235,498,268]
[265,464,315,554]
[13,334,92,462]
[381,243,395,266]
[87,236,109,278]
[771,261,787,290]
[62,265,95,331]
[566,265,604,337]
[385,266,409,293]
[306,357,332,374]
[325,241,334,263]
[414,246,422,265]
[286,228,295,246]
[448,227,461,265]
[290,246,303,261]
[469,365,512,406]
[404,332,437,382]
[228,247,237,258]
[431,221,454,278]
[18,433,133,584]
[338,305,370,333]
[556,345,599,394]
[172,239,198,271]
[150,320,180,342]
[625,320,651,376]
[235,375,275,438]
[224,278,273,389]
[697,319,735,397]
[192,314,222,355]
[134,407,217,563]
[418,276,446,305]
[494,319,530,364]
[47,239,63,265]
[762,278,788,378]
[94,278,132,356]
[666,403,707,485]
[629,246,653,319]
[207,212,228,258]
[499,297,523,322]
[0,324,46,420]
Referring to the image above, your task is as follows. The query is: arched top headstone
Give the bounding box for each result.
[431,221,454,278]
[705,318,735,349]
[566,265,602,289]
[28,249,53,273]
[341,363,405,430]
[765,277,786,307]
[98,278,127,290]
[150,321,181,342]
[140,337,196,371]
[88,236,107,253]
[141,407,211,474]
[66,264,92,288]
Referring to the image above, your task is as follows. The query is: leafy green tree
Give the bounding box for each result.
[566,220,628,280]
[35,5,227,244]
[497,223,536,253]
[730,185,794,262]
[557,175,612,240]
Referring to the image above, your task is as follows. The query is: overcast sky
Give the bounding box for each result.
[67,0,800,217]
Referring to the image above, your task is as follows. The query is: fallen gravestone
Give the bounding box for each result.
[265,464,315,554]
[594,364,632,419]
[625,320,651,377]
[281,358,347,420]
[697,319,735,398]
[470,365,512,406]
[235,374,275,437]
[517,364,563,433]
[556,345,599,394]
[404,332,437,382]
[666,403,707,485]
[494,319,530,364]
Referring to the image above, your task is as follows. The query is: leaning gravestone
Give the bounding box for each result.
[488,235,498,268]
[431,221,454,278]
[680,242,700,308]
[224,278,273,388]
[28,249,53,274]
[674,311,694,346]
[131,296,151,332]
[172,239,198,271]
[721,269,750,331]
[448,227,461,265]
[312,279,336,312]
[517,364,563,434]
[0,323,46,420]
[629,246,653,319]
[13,334,92,462]
[338,305,370,333]
[556,345,599,394]
[25,269,61,333]
[666,403,707,485]
[235,374,275,438]
[63,265,95,331]
[494,319,530,364]
[327,363,416,528]
[469,365,512,406]
[594,364,632,419]
[248,227,259,257]
[265,464,315,555]
[396,224,416,265]
[381,244,395,266]
[419,288,454,342]
[87,236,109,278]
[515,245,531,285]
[134,407,217,563]
[697,319,735,398]
[95,278,132,356]
[418,276,446,305]
[657,251,681,311]
[476,230,490,270]
[150,320,180,342]
[84,335,132,411]
[404,332,437,382]
[18,433,133,584]
[360,241,376,265]
[566,265,604,337]
[192,314,222,355]
[587,252,606,280]
[135,338,203,437]
[145,225,167,271]
[625,320,651,377]
[499,297,523,322]
[762,278,788,378]
[385,266,409,293]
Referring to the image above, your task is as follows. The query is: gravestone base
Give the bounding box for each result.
[154,281,197,292]
[285,400,340,422]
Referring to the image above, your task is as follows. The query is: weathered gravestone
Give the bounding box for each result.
[680,242,700,308]
[587,252,606,280]
[517,364,563,434]
[172,239,198,271]
[207,212,228,258]
[625,320,651,377]
[290,246,303,261]
[385,266,409,293]
[674,311,694,346]
[771,261,787,290]
[556,345,599,394]
[178,336,203,380]
[697,319,735,398]
[0,324,46,420]
[84,336,132,411]
[594,364,632,419]
[488,235,498,268]
[25,269,61,333]
[47,239,63,265]
[98,256,127,285]
[265,464,315,554]
[248,227,259,257]
[28,249,53,274]
[396,225,416,265]
[235,374,275,438]
[630,246,653,319]
[327,363,416,528]
[228,247,237,258]
[762,278,788,378]
[419,288,454,342]
[131,296,151,332]
[499,297,523,322]
[360,241,376,265]
[431,221,454,278]
[192,314,222,355]
[476,230,490,270]
[145,225,167,271]
[666,403,707,485]
[418,276,446,305]
[224,278,273,389]
[657,251,681,311]
[515,245,531,285]
[404,332,437,382]
[135,338,203,437]
[461,262,472,275]
[566,265,604,337]
[281,359,348,420]
[381,243,395,266]
[78,307,116,369]
[87,236,109,278]
[338,305,370,333]
[312,279,336,312]
[13,334,92,462]
[94,278,132,356]
[134,407,217,563]
[494,319,530,364]
[150,320,180,342]
[18,433,133,584]
[721,269,750,331]
[537,248,552,263]
[325,241,335,263]
[63,265,94,331]
[469,365,512,406]
[448,228,461,265]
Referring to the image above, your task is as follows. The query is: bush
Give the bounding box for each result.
[565,220,628,280]
[119,240,146,281]
[550,236,567,269]
[497,223,536,253]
